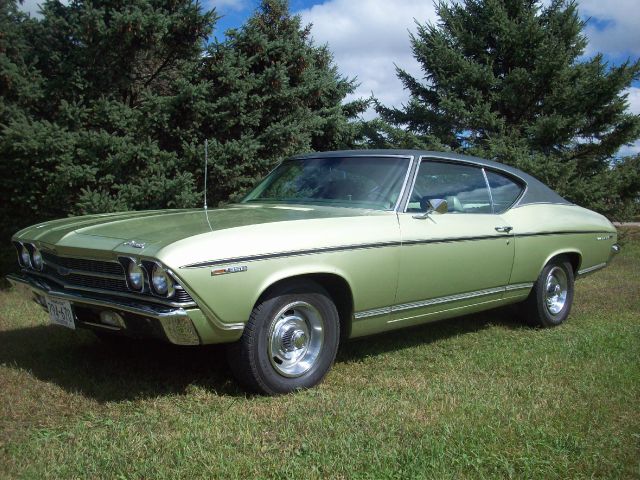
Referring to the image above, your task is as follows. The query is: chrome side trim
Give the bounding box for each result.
[393,287,505,313]
[505,282,534,291]
[354,306,392,320]
[354,283,533,319]
[577,263,607,276]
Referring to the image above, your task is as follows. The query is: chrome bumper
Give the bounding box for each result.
[6,273,202,345]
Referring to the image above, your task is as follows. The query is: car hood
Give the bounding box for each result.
[15,204,384,254]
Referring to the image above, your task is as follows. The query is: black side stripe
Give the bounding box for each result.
[515,230,608,238]
[180,230,612,268]
[182,241,401,268]
[402,235,501,246]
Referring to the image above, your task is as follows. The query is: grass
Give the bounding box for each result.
[1,232,639,479]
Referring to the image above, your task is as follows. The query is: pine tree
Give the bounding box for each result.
[194,0,367,205]
[370,0,640,219]
[0,0,366,242]
[0,0,216,239]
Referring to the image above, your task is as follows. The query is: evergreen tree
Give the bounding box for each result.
[0,0,216,239]
[0,0,365,243]
[194,0,367,205]
[369,0,640,219]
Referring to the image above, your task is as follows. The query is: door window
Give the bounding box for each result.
[407,161,492,214]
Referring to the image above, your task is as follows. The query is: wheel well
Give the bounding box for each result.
[549,252,581,276]
[257,274,354,342]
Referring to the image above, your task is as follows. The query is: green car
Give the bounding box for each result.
[8,150,620,394]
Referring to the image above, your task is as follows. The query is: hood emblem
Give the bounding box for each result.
[123,240,146,249]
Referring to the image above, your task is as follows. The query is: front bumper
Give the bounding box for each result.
[6,273,234,345]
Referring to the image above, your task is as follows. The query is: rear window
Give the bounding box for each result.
[486,171,524,213]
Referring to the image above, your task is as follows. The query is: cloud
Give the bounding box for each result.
[578,0,640,57]
[299,0,437,118]
[625,87,640,115]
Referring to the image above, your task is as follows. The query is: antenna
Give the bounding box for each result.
[204,139,208,210]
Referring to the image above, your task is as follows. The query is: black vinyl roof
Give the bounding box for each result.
[291,149,571,207]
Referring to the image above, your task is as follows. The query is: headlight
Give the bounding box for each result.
[20,244,32,268]
[127,261,144,291]
[151,264,174,297]
[31,246,44,271]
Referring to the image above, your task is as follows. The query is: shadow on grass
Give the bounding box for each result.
[0,306,527,402]
[338,305,527,363]
[0,326,246,400]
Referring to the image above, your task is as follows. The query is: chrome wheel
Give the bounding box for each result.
[544,266,568,315]
[268,301,325,378]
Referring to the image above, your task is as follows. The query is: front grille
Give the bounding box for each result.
[174,288,194,303]
[42,251,124,276]
[40,252,194,305]
[66,273,130,292]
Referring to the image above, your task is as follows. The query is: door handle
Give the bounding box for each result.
[495,226,513,233]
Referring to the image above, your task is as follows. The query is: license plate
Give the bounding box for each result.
[46,297,75,330]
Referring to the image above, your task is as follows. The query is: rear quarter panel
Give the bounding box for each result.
[503,204,617,284]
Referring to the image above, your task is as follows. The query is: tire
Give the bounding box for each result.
[227,280,340,395]
[522,257,575,327]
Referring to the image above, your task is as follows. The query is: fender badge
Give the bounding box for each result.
[123,240,146,249]
[211,265,248,276]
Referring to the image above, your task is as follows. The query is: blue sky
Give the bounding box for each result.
[209,0,640,156]
[19,0,640,154]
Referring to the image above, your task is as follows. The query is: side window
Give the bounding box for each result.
[407,161,492,214]
[485,171,524,214]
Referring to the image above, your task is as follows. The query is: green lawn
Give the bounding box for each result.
[1,232,638,479]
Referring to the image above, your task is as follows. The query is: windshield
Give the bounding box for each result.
[243,156,410,210]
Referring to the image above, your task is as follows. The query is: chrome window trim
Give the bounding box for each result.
[354,282,534,320]
[393,155,417,212]
[482,168,495,214]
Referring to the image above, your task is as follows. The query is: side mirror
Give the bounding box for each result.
[429,198,448,214]
[413,198,448,219]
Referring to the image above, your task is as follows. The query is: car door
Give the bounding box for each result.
[390,158,515,325]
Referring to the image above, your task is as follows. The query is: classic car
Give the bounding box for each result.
[8,150,620,394]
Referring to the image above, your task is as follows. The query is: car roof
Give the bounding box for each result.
[290,149,571,207]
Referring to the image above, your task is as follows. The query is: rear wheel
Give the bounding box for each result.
[522,257,575,327]
[227,280,340,394]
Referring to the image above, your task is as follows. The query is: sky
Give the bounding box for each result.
[19,0,640,155]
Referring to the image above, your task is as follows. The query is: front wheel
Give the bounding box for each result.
[522,257,575,327]
[227,280,340,394]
